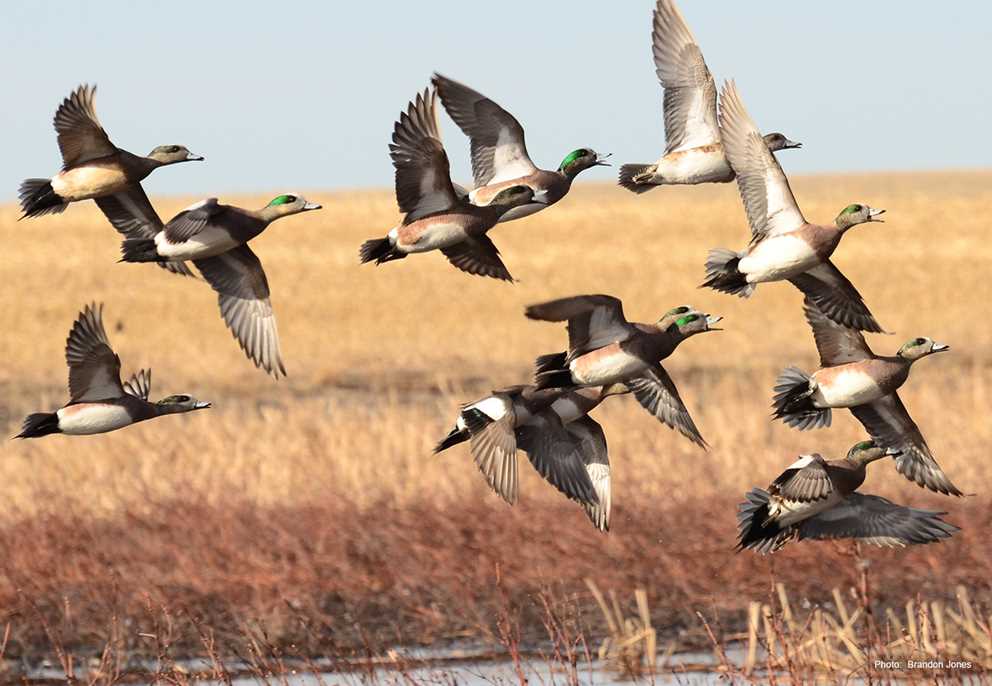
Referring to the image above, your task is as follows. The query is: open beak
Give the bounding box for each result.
[931,342,950,353]
[783,139,802,149]
[186,152,205,161]
[884,446,903,457]
[303,201,323,211]
[867,207,886,222]
[705,314,723,331]
[594,152,613,167]
[194,401,212,410]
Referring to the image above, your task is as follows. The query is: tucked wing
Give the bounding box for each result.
[769,454,834,503]
[802,297,873,367]
[462,406,519,506]
[193,245,285,378]
[164,198,225,243]
[432,73,537,187]
[798,493,959,547]
[53,85,116,168]
[524,295,635,358]
[719,80,805,240]
[652,0,719,152]
[440,235,513,281]
[390,89,459,223]
[65,303,124,402]
[122,368,152,401]
[567,416,611,532]
[790,261,883,333]
[517,412,599,507]
[95,187,194,277]
[850,393,963,496]
[627,364,706,448]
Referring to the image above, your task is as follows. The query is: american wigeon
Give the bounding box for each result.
[103,193,322,378]
[737,440,959,554]
[360,89,534,281]
[525,295,720,447]
[19,85,202,219]
[435,384,626,531]
[432,73,610,222]
[772,298,960,496]
[618,0,799,193]
[701,81,883,333]
[15,303,209,438]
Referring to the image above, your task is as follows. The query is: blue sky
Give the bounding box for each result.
[2,2,989,199]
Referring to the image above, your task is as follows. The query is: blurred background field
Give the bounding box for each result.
[0,171,990,678]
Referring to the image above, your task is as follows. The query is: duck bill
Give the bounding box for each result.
[303,201,323,211]
[194,401,212,410]
[186,152,205,161]
[867,207,885,222]
[930,342,950,353]
[594,152,613,167]
[704,314,723,331]
[783,139,802,150]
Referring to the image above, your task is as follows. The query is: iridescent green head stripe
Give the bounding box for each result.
[268,194,298,207]
[558,148,588,171]
[676,314,699,327]
[840,203,864,215]
[158,394,191,404]
[853,440,875,452]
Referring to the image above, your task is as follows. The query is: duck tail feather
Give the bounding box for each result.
[617,164,658,194]
[434,425,469,453]
[15,412,61,439]
[701,248,754,297]
[534,369,575,390]
[18,178,68,219]
[120,237,162,263]
[359,237,403,265]
[736,488,791,553]
[771,367,831,430]
[534,351,567,375]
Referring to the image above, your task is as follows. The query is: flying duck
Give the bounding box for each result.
[772,298,960,496]
[737,440,960,554]
[525,295,720,447]
[15,303,209,438]
[618,0,799,194]
[360,89,535,281]
[432,73,610,222]
[19,84,202,220]
[701,81,884,333]
[435,384,625,531]
[103,193,322,378]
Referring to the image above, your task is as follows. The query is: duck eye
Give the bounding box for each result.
[914,337,926,346]
[177,395,190,402]
[166,145,180,153]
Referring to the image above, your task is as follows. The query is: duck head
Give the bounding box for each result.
[489,184,536,210]
[897,336,949,361]
[656,305,697,329]
[262,193,323,219]
[762,132,802,151]
[558,148,611,178]
[667,312,723,337]
[834,203,885,230]
[147,145,204,165]
[155,394,211,414]
[846,439,900,466]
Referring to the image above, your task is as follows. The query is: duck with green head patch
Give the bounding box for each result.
[618,0,800,194]
[701,81,883,333]
[103,191,321,378]
[525,295,721,448]
[19,84,203,221]
[359,88,539,281]
[15,304,209,439]
[431,74,609,223]
[737,440,959,554]
[771,298,960,496]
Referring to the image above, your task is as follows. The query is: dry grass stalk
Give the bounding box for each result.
[584,579,656,677]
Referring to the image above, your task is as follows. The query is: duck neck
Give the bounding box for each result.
[123,151,162,180]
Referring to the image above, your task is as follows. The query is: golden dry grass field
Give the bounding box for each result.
[0,171,990,672]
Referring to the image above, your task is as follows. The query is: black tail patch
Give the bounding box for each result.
[359,237,404,265]
[617,164,658,194]
[120,237,162,263]
[15,412,61,439]
[434,426,469,453]
[771,367,831,430]
[534,351,567,375]
[736,488,792,554]
[701,248,753,297]
[534,369,575,390]
[18,178,68,219]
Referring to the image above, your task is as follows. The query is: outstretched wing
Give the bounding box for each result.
[626,364,706,448]
[122,368,152,401]
[790,261,883,333]
[390,88,459,223]
[768,454,834,503]
[441,235,513,281]
[164,198,226,244]
[95,188,194,277]
[65,303,124,402]
[719,80,805,241]
[524,294,635,358]
[516,412,599,507]
[432,73,537,187]
[566,416,611,532]
[652,0,720,153]
[798,493,959,547]
[802,297,873,367]
[193,245,285,378]
[53,84,116,168]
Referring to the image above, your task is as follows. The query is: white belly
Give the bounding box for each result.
[657,149,733,185]
[400,220,469,253]
[51,166,127,200]
[571,354,647,386]
[155,227,240,260]
[812,369,885,408]
[739,234,819,283]
[57,404,133,435]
